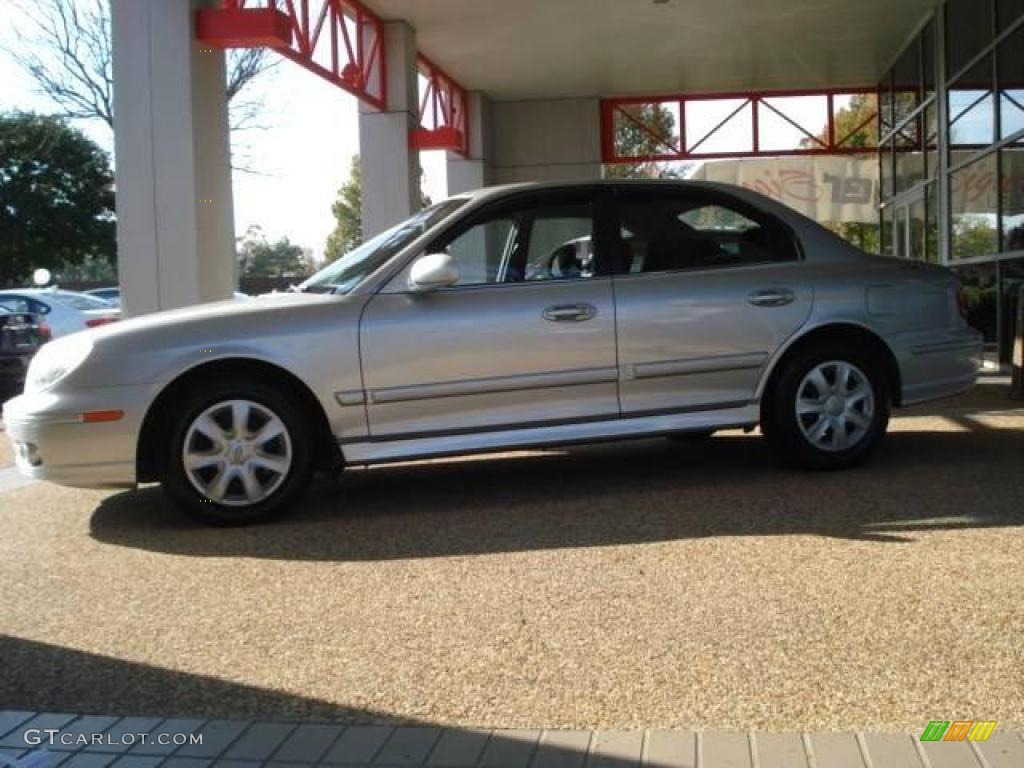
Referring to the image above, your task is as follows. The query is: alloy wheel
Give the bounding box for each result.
[795,361,875,453]
[181,399,293,506]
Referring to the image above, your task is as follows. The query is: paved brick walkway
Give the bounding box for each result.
[1,713,1022,768]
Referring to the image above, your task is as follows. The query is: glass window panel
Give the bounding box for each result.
[758,95,829,152]
[880,139,895,200]
[997,0,1024,30]
[951,153,999,259]
[948,54,996,150]
[612,102,681,158]
[998,24,1024,140]
[685,98,753,154]
[925,102,939,178]
[832,93,878,150]
[878,73,893,139]
[953,263,999,344]
[614,194,798,273]
[1002,146,1024,250]
[999,257,1024,363]
[893,36,921,125]
[947,0,994,77]
[925,184,940,262]
[880,204,894,256]
[909,196,927,261]
[922,20,936,103]
[894,115,925,193]
[442,202,595,285]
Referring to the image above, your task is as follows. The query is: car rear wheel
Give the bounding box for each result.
[764,345,889,470]
[161,379,313,524]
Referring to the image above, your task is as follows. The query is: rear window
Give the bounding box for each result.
[0,296,31,313]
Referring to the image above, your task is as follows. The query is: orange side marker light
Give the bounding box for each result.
[83,410,125,423]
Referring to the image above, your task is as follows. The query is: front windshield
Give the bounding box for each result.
[300,198,468,294]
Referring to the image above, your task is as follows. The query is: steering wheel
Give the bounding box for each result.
[544,243,585,279]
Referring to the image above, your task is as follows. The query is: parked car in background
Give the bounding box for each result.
[3,182,982,525]
[0,289,119,337]
[85,287,249,309]
[86,287,121,307]
[0,308,49,396]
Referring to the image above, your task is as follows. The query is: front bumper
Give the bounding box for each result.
[3,385,150,488]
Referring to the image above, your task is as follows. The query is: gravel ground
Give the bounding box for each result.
[1,380,1022,730]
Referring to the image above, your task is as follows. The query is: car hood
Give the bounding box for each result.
[53,290,361,390]
[87,291,333,340]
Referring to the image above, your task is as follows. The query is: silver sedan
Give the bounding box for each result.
[4,181,983,524]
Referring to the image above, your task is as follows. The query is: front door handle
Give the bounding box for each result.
[747,288,795,307]
[543,303,597,322]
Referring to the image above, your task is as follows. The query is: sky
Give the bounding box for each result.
[0,15,447,264]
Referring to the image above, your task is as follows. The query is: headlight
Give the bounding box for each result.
[25,334,94,393]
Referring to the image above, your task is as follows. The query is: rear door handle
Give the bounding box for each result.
[543,303,597,322]
[747,288,795,307]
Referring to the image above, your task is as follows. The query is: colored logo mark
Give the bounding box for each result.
[920,720,997,742]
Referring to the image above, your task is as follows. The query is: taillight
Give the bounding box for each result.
[86,317,119,329]
[956,286,969,320]
[38,322,52,341]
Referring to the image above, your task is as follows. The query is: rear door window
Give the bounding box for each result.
[612,190,799,274]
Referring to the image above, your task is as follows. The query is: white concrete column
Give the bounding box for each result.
[111,0,235,316]
[446,91,494,194]
[491,98,603,184]
[359,21,421,238]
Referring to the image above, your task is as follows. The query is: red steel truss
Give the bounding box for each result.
[601,88,878,164]
[197,0,388,111]
[411,54,469,156]
[196,1,471,153]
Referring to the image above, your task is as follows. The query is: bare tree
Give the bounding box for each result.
[6,0,275,134]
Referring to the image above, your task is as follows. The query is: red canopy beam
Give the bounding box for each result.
[411,54,469,157]
[196,0,387,111]
[601,88,878,164]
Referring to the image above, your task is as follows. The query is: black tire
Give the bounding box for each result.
[160,377,314,525]
[666,430,716,443]
[762,343,890,470]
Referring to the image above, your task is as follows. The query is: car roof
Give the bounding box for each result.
[0,288,87,296]
[454,179,793,222]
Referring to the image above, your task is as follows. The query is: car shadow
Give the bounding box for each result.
[89,423,1024,562]
[0,634,391,721]
[0,636,662,765]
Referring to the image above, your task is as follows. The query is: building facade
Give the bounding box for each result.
[879,0,1024,365]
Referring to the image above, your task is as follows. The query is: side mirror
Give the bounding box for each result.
[409,252,459,292]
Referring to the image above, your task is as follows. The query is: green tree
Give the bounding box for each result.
[604,103,685,179]
[56,253,116,282]
[324,156,362,263]
[323,155,433,263]
[0,112,115,286]
[237,226,312,278]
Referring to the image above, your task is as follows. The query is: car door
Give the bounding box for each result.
[610,186,813,416]
[359,188,620,440]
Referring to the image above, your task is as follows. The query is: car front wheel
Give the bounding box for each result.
[764,346,890,470]
[161,379,313,524]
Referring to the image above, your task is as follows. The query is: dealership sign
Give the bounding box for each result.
[690,156,879,224]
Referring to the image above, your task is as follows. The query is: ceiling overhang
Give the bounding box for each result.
[363,0,936,100]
